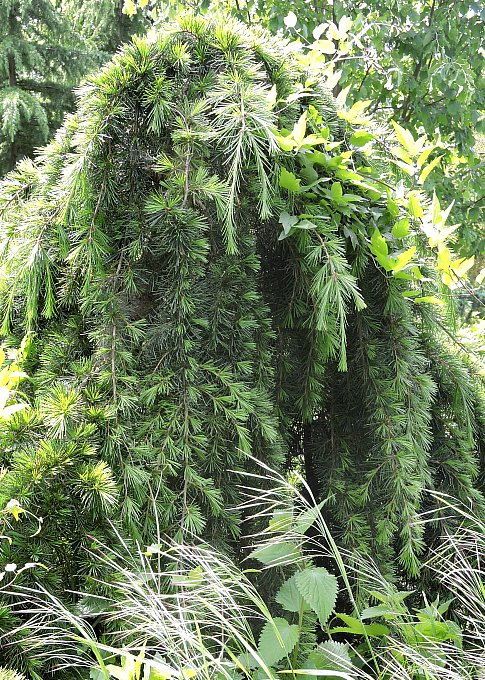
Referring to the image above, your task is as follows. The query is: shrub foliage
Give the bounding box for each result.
[0,13,482,610]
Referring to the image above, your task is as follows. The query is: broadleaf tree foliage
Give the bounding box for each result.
[0,12,482,636]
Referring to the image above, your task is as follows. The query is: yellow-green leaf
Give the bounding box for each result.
[279,168,301,192]
[451,256,474,278]
[392,218,410,238]
[392,246,416,273]
[314,39,336,54]
[370,228,388,256]
[414,296,444,306]
[391,120,416,155]
[293,112,307,145]
[417,145,435,168]
[408,192,423,218]
[419,155,442,184]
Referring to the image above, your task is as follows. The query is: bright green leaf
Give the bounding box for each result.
[295,567,338,627]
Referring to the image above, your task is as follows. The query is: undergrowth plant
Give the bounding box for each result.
[5,467,483,679]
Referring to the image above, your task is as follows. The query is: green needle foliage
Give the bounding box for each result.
[0,0,100,175]
[0,12,482,611]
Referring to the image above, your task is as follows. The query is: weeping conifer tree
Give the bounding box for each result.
[0,12,482,604]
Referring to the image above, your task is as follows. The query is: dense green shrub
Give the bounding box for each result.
[0,12,482,608]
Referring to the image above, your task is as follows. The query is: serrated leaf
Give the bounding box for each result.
[258,617,299,666]
[294,501,325,534]
[275,573,311,613]
[249,541,301,565]
[295,567,338,626]
[280,168,301,192]
[303,640,352,673]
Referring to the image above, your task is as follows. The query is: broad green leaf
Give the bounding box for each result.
[335,170,363,181]
[330,613,389,637]
[338,100,372,124]
[450,255,474,278]
[390,146,413,164]
[375,252,395,272]
[391,218,410,238]
[360,604,395,620]
[303,640,352,674]
[90,670,107,680]
[275,573,311,613]
[280,168,301,192]
[294,501,326,534]
[338,16,353,36]
[392,246,416,273]
[258,617,299,666]
[419,155,442,184]
[249,541,301,565]
[417,145,435,168]
[295,567,338,626]
[330,182,343,201]
[312,23,327,40]
[370,228,388,256]
[279,212,299,236]
[268,509,293,532]
[437,245,451,271]
[276,134,296,151]
[349,131,375,147]
[414,620,459,642]
[326,23,340,41]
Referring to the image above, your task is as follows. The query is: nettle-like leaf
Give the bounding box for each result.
[294,501,325,534]
[258,617,300,667]
[249,541,301,566]
[302,640,353,673]
[275,573,311,613]
[295,567,338,627]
